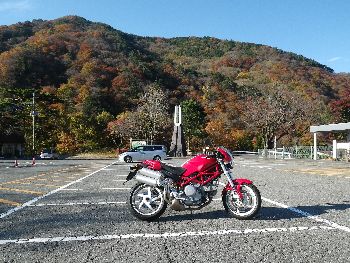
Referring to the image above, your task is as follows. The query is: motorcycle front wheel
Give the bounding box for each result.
[129,183,167,221]
[222,183,261,219]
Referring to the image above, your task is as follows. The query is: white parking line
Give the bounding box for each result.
[262,197,350,233]
[0,225,337,245]
[27,201,126,207]
[27,199,226,207]
[34,187,131,192]
[102,187,130,190]
[218,182,350,233]
[0,161,118,219]
[60,188,83,191]
[109,164,131,167]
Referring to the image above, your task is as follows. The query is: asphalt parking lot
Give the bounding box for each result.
[0,156,349,262]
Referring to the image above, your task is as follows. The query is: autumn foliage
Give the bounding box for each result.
[1,16,349,155]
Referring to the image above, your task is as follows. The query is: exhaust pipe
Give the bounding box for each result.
[135,168,162,186]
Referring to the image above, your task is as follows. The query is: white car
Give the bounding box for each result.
[40,149,59,159]
[118,145,167,163]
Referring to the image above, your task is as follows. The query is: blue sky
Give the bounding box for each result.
[1,0,350,73]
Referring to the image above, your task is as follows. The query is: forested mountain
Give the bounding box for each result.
[1,16,349,154]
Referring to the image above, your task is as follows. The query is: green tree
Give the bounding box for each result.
[180,99,206,150]
[0,86,37,154]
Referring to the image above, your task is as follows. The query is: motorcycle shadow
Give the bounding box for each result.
[159,201,350,222]
[159,208,288,222]
[160,210,230,222]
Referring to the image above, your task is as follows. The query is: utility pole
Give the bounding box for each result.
[31,92,36,153]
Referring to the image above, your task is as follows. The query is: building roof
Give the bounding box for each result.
[0,133,25,143]
[310,122,350,133]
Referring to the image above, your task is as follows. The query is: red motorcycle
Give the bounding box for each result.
[125,147,261,221]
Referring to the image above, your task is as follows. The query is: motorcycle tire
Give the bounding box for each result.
[129,183,167,221]
[222,183,261,220]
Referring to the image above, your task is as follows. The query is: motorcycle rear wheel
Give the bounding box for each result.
[222,183,261,219]
[129,183,167,221]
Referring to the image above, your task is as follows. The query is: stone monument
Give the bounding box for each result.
[169,105,186,156]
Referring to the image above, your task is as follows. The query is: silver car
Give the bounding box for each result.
[118,145,167,163]
[40,149,59,159]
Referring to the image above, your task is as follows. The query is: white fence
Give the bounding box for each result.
[258,146,334,159]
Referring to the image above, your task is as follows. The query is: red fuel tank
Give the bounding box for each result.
[181,154,217,177]
[142,160,162,170]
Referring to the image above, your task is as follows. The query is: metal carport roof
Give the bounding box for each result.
[310,122,350,160]
[310,122,350,133]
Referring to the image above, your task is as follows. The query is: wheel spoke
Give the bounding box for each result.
[138,200,145,210]
[151,196,161,202]
[223,184,261,220]
[144,200,154,211]
[136,188,158,211]
[131,184,166,218]
[147,187,152,198]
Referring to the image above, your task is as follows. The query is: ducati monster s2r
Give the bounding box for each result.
[125,147,261,221]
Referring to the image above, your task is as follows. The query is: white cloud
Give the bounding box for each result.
[327,57,342,62]
[0,0,31,12]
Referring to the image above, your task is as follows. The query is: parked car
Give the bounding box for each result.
[40,149,59,159]
[118,145,167,163]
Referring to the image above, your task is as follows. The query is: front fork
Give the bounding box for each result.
[219,160,253,201]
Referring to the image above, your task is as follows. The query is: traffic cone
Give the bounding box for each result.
[14,159,18,167]
[32,157,36,166]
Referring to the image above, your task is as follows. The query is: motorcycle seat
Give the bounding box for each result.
[161,163,186,181]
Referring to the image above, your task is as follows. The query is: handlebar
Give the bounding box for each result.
[205,150,234,163]
[206,151,224,159]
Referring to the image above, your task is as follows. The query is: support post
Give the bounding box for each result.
[32,92,35,153]
[310,146,313,159]
[313,132,317,160]
[346,130,350,162]
[332,140,337,160]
